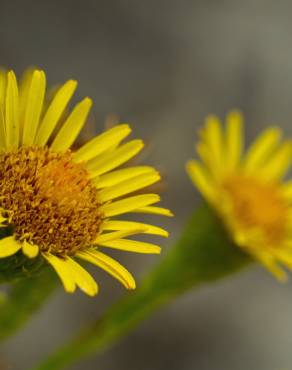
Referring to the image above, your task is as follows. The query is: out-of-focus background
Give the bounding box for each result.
[1,1,292,369]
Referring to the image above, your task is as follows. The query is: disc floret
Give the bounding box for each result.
[0,146,102,256]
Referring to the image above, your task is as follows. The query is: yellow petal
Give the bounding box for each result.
[66,257,98,297]
[96,166,155,189]
[0,111,6,150]
[134,206,174,217]
[43,253,76,293]
[0,69,6,105]
[254,251,287,282]
[0,215,7,227]
[225,110,243,169]
[50,97,92,152]
[95,228,147,244]
[87,140,144,177]
[274,249,292,269]
[186,160,215,203]
[196,142,211,171]
[19,68,34,137]
[35,80,77,146]
[22,240,39,258]
[281,181,292,201]
[77,249,136,289]
[73,124,131,163]
[203,115,224,171]
[259,141,292,181]
[19,69,34,101]
[5,71,20,149]
[244,127,282,170]
[22,70,46,146]
[100,194,160,217]
[102,220,168,237]
[99,238,161,254]
[0,71,7,149]
[98,171,160,202]
[0,236,21,258]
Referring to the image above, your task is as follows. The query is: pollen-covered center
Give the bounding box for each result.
[0,147,102,255]
[222,174,288,246]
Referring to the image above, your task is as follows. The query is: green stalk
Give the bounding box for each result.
[31,204,252,370]
[0,268,58,342]
[0,225,59,342]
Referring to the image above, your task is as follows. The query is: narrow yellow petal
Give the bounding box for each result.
[98,171,160,202]
[281,181,292,201]
[43,253,76,293]
[99,238,161,254]
[186,160,215,202]
[100,194,160,217]
[260,141,292,181]
[95,228,147,243]
[225,110,243,169]
[96,166,155,189]
[0,215,7,227]
[50,97,92,152]
[244,127,281,170]
[134,206,174,217]
[0,71,7,149]
[77,249,136,289]
[19,69,34,127]
[0,69,6,105]
[203,115,224,170]
[22,70,46,146]
[19,69,34,96]
[0,236,21,258]
[35,80,77,146]
[87,140,144,177]
[254,251,287,282]
[22,240,39,258]
[0,110,6,150]
[274,250,292,269]
[102,220,168,237]
[73,124,131,163]
[196,142,212,171]
[66,257,98,297]
[5,71,20,149]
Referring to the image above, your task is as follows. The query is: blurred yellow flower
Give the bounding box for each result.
[0,69,172,296]
[186,111,292,280]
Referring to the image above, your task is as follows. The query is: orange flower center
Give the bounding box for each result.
[0,147,102,255]
[222,174,288,246]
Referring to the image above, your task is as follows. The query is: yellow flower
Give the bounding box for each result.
[186,111,292,281]
[0,69,172,296]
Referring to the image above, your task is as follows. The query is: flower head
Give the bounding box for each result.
[186,111,292,280]
[0,69,172,295]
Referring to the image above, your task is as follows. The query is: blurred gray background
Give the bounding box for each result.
[1,0,292,369]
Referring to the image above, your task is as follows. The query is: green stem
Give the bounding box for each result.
[0,268,58,342]
[31,204,252,370]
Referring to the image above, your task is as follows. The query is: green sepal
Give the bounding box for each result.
[0,226,45,283]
